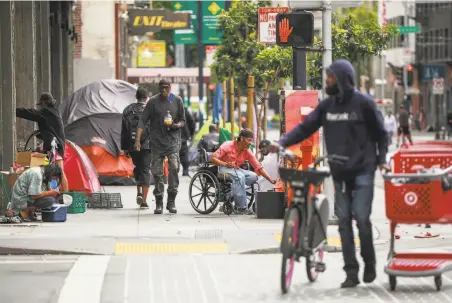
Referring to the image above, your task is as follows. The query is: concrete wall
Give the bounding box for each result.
[73,1,116,90]
[0,1,73,212]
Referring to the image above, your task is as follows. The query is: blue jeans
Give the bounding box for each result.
[219,167,258,208]
[334,172,376,277]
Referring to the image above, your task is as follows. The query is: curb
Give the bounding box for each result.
[0,246,102,256]
[240,245,344,255]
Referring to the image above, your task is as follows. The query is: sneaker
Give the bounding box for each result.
[363,264,376,283]
[140,201,149,209]
[136,195,143,206]
[234,207,253,215]
[341,276,360,288]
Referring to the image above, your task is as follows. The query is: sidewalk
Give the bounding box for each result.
[0,174,398,255]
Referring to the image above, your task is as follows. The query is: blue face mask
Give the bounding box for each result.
[49,179,59,191]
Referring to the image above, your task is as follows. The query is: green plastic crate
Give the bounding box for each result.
[63,191,87,214]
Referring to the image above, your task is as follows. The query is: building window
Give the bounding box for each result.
[446,28,450,59]
[387,16,404,49]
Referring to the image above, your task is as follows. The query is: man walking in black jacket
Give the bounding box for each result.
[134,80,185,214]
[121,87,151,208]
[180,107,196,176]
[16,92,69,191]
[272,59,389,288]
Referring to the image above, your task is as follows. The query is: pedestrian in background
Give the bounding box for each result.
[121,87,151,208]
[397,105,413,146]
[384,110,397,146]
[180,107,196,176]
[134,80,185,214]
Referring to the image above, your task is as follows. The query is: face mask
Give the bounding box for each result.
[325,84,339,96]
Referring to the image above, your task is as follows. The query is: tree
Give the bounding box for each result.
[211,1,269,90]
[254,45,292,139]
[307,5,398,89]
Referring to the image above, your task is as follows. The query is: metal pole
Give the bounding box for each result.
[322,0,336,224]
[403,2,408,106]
[197,0,204,116]
[292,49,307,89]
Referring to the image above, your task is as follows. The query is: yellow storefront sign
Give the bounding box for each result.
[137,41,166,68]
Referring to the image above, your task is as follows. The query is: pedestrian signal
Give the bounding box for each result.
[276,12,314,47]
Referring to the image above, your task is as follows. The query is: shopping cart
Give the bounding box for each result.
[384,142,452,291]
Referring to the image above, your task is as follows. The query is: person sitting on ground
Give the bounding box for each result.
[210,129,276,215]
[16,92,69,191]
[10,163,62,222]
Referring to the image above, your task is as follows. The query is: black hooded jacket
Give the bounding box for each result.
[279,59,388,180]
[16,106,66,157]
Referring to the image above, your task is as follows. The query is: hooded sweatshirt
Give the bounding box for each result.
[279,59,388,180]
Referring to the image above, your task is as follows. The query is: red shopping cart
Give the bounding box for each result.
[384,142,452,291]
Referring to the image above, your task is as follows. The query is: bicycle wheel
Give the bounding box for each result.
[280,207,300,294]
[306,248,324,282]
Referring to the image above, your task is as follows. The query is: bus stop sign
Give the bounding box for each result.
[276,12,314,47]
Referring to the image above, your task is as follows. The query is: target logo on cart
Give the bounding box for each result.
[404,191,418,206]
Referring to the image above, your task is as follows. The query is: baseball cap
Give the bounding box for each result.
[159,79,171,87]
[259,139,271,149]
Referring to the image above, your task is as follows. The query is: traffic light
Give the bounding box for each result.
[276,12,314,47]
[395,66,404,87]
[406,65,414,87]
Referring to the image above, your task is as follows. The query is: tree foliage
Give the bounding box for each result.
[255,46,292,83]
[307,5,398,89]
[211,1,269,89]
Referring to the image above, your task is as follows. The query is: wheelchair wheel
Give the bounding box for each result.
[189,170,220,214]
[246,184,255,211]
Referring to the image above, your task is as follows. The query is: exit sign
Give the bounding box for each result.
[398,25,421,34]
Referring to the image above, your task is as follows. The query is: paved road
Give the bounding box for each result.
[3,248,452,303]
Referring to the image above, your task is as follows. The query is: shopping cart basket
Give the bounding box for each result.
[383,165,452,291]
[391,141,452,174]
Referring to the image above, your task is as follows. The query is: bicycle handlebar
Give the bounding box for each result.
[275,145,349,167]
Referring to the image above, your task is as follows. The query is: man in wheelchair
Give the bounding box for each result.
[211,129,276,214]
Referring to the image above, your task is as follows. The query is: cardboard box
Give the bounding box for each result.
[15,151,47,167]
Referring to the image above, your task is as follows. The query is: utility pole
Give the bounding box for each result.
[321,0,336,224]
[403,2,409,112]
[197,0,204,117]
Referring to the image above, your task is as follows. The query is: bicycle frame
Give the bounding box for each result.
[290,181,328,258]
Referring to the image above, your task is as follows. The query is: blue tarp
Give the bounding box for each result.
[212,83,223,124]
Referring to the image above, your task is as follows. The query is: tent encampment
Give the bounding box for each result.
[64,140,102,194]
[60,79,137,185]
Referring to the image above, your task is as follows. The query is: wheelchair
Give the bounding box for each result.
[189,147,256,215]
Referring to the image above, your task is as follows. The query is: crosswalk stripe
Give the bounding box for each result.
[57,256,110,303]
[115,242,228,255]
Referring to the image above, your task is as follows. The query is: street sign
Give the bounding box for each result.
[422,64,445,81]
[128,9,190,35]
[258,7,290,44]
[398,25,421,34]
[276,12,314,47]
[173,1,224,45]
[173,1,197,44]
[201,1,225,44]
[402,48,411,64]
[433,78,444,95]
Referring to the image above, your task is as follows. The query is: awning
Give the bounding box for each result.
[127,67,211,84]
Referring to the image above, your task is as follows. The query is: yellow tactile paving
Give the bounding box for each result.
[114,242,228,255]
[273,234,360,247]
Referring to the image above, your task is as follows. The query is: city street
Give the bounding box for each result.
[1,132,451,302]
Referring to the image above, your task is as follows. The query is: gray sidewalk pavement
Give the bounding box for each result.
[0,129,450,256]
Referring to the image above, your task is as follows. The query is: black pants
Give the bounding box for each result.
[179,141,189,172]
[130,150,152,186]
[30,196,55,210]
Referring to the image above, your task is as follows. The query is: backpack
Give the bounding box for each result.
[124,103,147,144]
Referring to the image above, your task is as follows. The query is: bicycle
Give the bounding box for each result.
[277,148,348,294]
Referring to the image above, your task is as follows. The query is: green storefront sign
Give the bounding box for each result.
[398,25,421,34]
[173,1,224,45]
